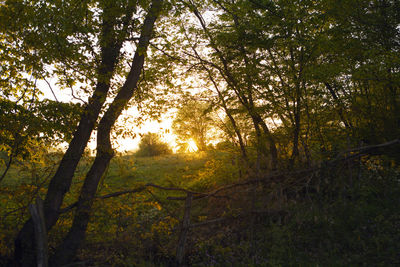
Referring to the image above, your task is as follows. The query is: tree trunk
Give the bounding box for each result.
[14,5,130,266]
[251,113,278,170]
[227,111,248,161]
[209,72,248,161]
[324,82,353,130]
[49,151,113,266]
[290,108,300,167]
[50,1,162,265]
[191,1,278,169]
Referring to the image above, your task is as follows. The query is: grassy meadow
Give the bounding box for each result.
[1,150,243,265]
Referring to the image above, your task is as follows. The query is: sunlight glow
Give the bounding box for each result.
[187,139,198,152]
[108,108,179,153]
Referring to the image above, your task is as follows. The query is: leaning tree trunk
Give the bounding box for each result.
[251,112,278,171]
[14,5,132,266]
[191,0,278,170]
[50,1,163,265]
[207,69,249,161]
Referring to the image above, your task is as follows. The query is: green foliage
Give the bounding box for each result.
[178,0,400,166]
[172,99,214,151]
[0,97,81,182]
[135,132,172,157]
[186,152,241,191]
[0,98,81,142]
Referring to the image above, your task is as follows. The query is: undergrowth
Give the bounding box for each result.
[1,152,399,266]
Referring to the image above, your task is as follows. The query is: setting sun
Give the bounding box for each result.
[187,139,198,152]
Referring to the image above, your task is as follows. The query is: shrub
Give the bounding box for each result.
[135,133,172,157]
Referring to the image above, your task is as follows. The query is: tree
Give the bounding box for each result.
[136,132,172,157]
[49,2,164,265]
[0,98,81,183]
[176,0,399,167]
[175,0,279,169]
[172,99,213,151]
[319,0,400,145]
[1,0,165,265]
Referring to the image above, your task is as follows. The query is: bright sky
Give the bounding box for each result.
[38,78,179,153]
[32,8,225,154]
[111,109,178,153]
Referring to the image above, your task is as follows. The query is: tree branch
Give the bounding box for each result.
[58,138,400,212]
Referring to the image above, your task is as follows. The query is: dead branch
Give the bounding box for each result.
[57,139,400,211]
[97,185,147,199]
[341,139,400,155]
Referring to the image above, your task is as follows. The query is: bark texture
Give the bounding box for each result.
[14,4,132,266]
[49,1,163,265]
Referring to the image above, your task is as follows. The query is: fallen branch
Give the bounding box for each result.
[97,185,147,199]
[190,209,285,229]
[343,139,399,154]
[59,183,206,214]
[58,139,400,210]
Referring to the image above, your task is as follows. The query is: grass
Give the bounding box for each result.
[101,150,240,193]
[0,150,237,226]
[1,150,233,264]
[1,151,400,266]
[105,152,210,187]
[1,149,238,188]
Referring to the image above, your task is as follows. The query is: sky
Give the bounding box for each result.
[29,7,224,154]
[112,110,178,153]
[38,78,179,153]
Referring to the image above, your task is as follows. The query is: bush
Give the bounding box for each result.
[135,133,172,157]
